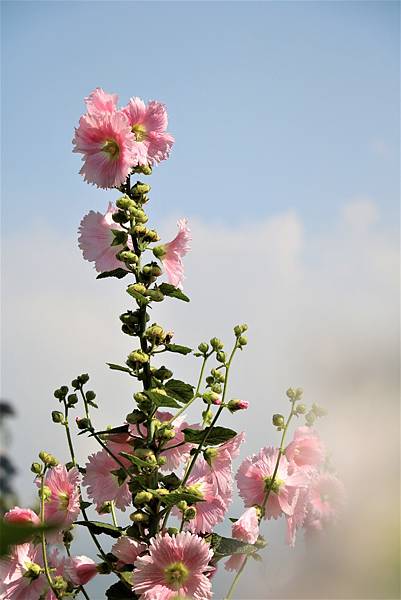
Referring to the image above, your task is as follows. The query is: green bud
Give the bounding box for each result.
[167,527,179,535]
[134,210,148,224]
[76,417,92,430]
[202,391,221,405]
[128,350,149,364]
[211,383,222,394]
[24,562,43,580]
[71,379,80,389]
[286,388,296,400]
[53,388,62,399]
[153,366,173,381]
[53,575,68,592]
[147,289,164,302]
[158,456,167,466]
[184,506,197,520]
[116,195,134,210]
[134,224,147,236]
[67,393,78,406]
[51,411,64,424]
[126,410,146,424]
[295,387,304,400]
[119,250,138,264]
[210,337,224,351]
[134,491,154,505]
[159,426,176,441]
[39,451,58,467]
[177,500,188,511]
[198,342,209,354]
[60,386,68,396]
[131,182,151,196]
[129,511,149,523]
[296,403,307,415]
[234,323,248,336]
[216,350,226,363]
[272,414,285,428]
[146,229,160,242]
[211,368,225,382]
[202,407,213,425]
[145,324,165,344]
[127,283,147,297]
[238,335,248,346]
[78,373,90,384]
[31,462,42,475]
[153,245,167,259]
[134,448,156,463]
[86,390,96,401]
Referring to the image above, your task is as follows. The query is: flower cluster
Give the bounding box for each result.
[1,90,344,600]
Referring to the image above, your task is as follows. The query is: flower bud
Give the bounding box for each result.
[146,289,164,302]
[63,528,74,546]
[145,229,160,242]
[39,451,59,467]
[67,393,78,406]
[127,283,147,298]
[159,426,176,441]
[295,403,307,415]
[86,390,96,401]
[119,250,138,264]
[272,414,285,428]
[134,448,156,463]
[128,350,149,364]
[76,417,92,430]
[227,399,249,413]
[134,491,153,505]
[158,456,167,467]
[59,386,68,396]
[202,391,221,406]
[202,407,213,425]
[153,366,173,381]
[131,182,151,196]
[167,527,179,535]
[286,388,296,400]
[184,506,197,521]
[31,462,42,475]
[116,195,134,210]
[210,337,224,351]
[204,447,218,466]
[129,511,149,523]
[177,500,188,511]
[145,324,165,345]
[216,351,226,363]
[155,488,169,498]
[238,335,247,346]
[153,245,167,259]
[197,342,209,354]
[78,374,90,385]
[112,211,129,224]
[211,369,225,383]
[210,383,222,394]
[305,410,316,426]
[53,575,68,593]
[51,411,64,424]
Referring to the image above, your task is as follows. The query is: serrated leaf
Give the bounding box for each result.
[165,379,194,403]
[89,425,129,437]
[106,581,138,599]
[182,426,237,445]
[144,390,181,409]
[119,452,154,469]
[75,521,122,538]
[159,283,190,302]
[165,344,192,355]
[107,363,132,374]
[97,268,129,280]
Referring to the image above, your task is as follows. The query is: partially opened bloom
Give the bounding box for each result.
[4,507,40,526]
[111,537,147,569]
[83,447,131,511]
[308,473,345,521]
[43,465,81,529]
[0,543,47,600]
[200,432,245,504]
[133,532,213,600]
[122,97,174,165]
[232,507,260,544]
[85,87,118,115]
[73,110,136,188]
[154,219,191,289]
[64,556,98,586]
[78,202,130,273]
[236,447,310,519]
[285,427,325,469]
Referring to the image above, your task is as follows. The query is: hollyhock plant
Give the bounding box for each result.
[122,97,175,165]
[1,89,344,600]
[132,532,213,600]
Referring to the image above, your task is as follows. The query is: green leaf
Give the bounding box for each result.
[208,533,258,558]
[97,268,129,280]
[162,490,205,507]
[182,426,237,445]
[75,521,122,538]
[144,390,181,408]
[165,344,192,355]
[159,283,190,302]
[161,473,181,490]
[106,581,139,599]
[89,424,129,437]
[119,452,154,469]
[107,363,132,374]
[165,379,194,403]
[0,521,53,556]
[126,287,148,305]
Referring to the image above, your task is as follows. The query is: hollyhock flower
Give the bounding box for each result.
[83,447,131,511]
[285,427,325,468]
[285,487,310,547]
[85,87,118,115]
[133,532,213,600]
[64,556,98,585]
[232,507,259,544]
[199,432,245,504]
[181,461,227,533]
[73,110,136,188]
[236,447,310,519]
[111,536,147,569]
[308,473,345,521]
[122,97,174,165]
[43,465,81,529]
[154,219,191,289]
[4,507,40,526]
[78,202,131,273]
[0,543,47,600]
[224,554,246,573]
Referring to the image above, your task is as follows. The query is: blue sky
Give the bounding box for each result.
[2,0,399,236]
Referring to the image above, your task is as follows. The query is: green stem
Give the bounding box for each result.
[110,500,118,528]
[63,400,76,466]
[39,469,59,598]
[224,556,248,600]
[168,352,211,425]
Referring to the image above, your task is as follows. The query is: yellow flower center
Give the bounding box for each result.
[164,561,189,589]
[58,491,69,510]
[264,476,284,494]
[132,123,147,142]
[102,139,120,160]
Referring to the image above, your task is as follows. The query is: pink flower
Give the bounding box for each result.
[83,447,131,511]
[236,447,310,519]
[232,507,259,544]
[43,465,81,529]
[227,399,249,413]
[133,532,213,600]
[64,556,98,585]
[224,554,246,573]
[85,87,118,115]
[308,473,345,522]
[73,110,136,188]
[156,219,191,289]
[122,97,174,165]
[111,537,146,569]
[0,543,47,600]
[285,427,325,468]
[285,487,309,547]
[4,507,40,526]
[78,202,130,273]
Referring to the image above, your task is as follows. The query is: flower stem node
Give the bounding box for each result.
[134,491,154,505]
[227,399,249,413]
[39,451,59,467]
[272,414,285,428]
[51,411,65,424]
[130,511,149,524]
[210,337,224,351]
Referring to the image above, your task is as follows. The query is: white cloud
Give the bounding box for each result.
[1,200,399,598]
